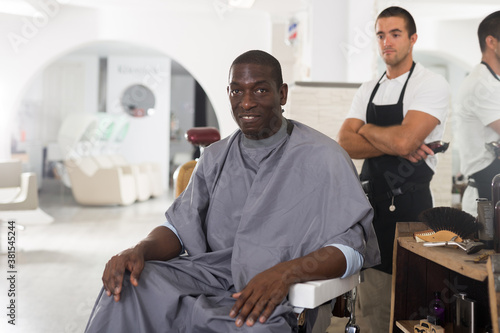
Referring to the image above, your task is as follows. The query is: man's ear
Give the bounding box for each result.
[280,83,288,106]
[486,35,498,50]
[410,33,418,47]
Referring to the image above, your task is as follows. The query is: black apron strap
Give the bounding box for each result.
[481,61,500,82]
[396,62,416,104]
[367,61,416,106]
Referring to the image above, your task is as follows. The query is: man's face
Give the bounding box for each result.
[375,16,416,67]
[227,63,287,140]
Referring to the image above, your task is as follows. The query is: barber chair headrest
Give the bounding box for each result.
[185,127,220,147]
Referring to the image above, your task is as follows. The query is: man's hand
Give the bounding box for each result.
[102,247,145,302]
[228,246,346,327]
[401,143,434,163]
[229,263,293,327]
[101,226,183,302]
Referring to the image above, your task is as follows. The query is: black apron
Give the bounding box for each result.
[467,62,500,200]
[360,62,434,274]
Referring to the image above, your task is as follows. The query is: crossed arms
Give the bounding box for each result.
[338,110,439,162]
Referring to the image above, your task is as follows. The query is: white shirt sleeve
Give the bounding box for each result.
[161,220,185,254]
[345,82,372,122]
[471,68,500,127]
[327,244,364,279]
[406,73,450,125]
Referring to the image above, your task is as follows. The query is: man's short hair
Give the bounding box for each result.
[230,50,283,88]
[478,11,500,53]
[376,6,417,37]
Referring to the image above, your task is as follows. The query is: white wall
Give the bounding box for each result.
[106,56,171,188]
[169,74,196,180]
[0,4,272,159]
[2,1,499,162]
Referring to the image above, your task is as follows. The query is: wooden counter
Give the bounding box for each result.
[397,236,488,282]
[390,222,492,333]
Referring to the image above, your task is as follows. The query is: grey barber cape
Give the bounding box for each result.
[85,119,380,333]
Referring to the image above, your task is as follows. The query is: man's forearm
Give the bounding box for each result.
[358,110,440,157]
[359,123,422,157]
[338,126,385,159]
[229,243,350,327]
[135,226,182,262]
[279,246,347,284]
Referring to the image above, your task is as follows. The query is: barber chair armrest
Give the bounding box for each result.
[288,272,360,309]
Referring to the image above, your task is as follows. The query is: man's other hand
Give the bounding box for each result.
[402,143,434,163]
[229,263,292,327]
[102,247,145,302]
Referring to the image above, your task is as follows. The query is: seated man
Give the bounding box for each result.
[85,50,380,333]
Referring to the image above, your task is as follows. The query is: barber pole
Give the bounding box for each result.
[286,18,298,45]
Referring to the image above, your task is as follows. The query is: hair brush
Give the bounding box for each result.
[417,207,484,254]
[417,206,480,240]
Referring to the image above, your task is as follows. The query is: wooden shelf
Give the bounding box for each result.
[391,223,493,333]
[398,236,488,282]
[395,320,419,332]
[396,320,452,333]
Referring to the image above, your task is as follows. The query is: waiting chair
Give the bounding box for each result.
[0,160,54,225]
[64,156,137,206]
[173,127,361,332]
[93,155,151,202]
[0,160,38,210]
[109,154,163,198]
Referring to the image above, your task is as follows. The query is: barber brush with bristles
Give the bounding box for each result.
[417,206,480,241]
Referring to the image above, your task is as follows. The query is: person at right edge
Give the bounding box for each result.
[338,6,450,332]
[456,11,500,216]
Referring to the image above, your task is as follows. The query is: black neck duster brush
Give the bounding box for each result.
[416,206,480,242]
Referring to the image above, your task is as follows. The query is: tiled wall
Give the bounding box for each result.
[285,82,452,207]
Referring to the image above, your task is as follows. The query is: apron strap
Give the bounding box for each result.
[367,61,416,106]
[481,61,500,82]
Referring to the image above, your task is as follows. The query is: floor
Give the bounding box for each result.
[0,178,350,333]
[1,178,172,333]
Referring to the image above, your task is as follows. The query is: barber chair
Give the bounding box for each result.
[173,127,360,333]
[172,127,221,197]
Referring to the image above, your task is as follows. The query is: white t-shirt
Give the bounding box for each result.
[455,63,500,177]
[346,63,450,171]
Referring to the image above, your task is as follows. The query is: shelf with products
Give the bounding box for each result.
[390,222,492,333]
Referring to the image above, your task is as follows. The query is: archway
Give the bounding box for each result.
[12,40,219,192]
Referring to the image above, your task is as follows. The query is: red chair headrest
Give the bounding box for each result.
[185,127,221,147]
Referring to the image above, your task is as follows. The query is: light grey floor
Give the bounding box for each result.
[1,178,173,333]
[0,178,350,333]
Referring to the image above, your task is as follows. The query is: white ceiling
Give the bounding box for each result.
[60,0,500,21]
[7,0,499,75]
[5,0,499,22]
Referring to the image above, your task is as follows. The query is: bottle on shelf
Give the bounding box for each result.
[477,198,494,249]
[492,174,500,252]
[428,291,445,326]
